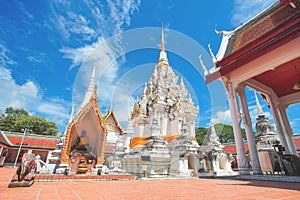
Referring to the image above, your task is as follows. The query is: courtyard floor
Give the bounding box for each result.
[0,167,299,200]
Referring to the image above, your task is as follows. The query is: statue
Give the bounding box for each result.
[8,153,37,187]
[71,130,90,153]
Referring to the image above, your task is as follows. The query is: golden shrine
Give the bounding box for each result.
[59,65,122,174]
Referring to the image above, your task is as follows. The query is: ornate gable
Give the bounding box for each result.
[102,109,123,135]
[61,87,107,165]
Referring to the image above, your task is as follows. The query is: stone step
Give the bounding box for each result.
[35,174,136,182]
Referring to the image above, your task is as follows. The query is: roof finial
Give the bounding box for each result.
[254,91,265,117]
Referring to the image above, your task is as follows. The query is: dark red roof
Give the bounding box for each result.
[0,131,58,149]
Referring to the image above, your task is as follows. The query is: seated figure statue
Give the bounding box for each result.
[71,130,90,153]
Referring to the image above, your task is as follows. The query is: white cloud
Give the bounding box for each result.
[210,109,232,125]
[0,66,70,128]
[231,0,277,26]
[0,44,16,66]
[58,0,141,126]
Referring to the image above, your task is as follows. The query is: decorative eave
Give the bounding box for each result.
[0,131,13,146]
[206,1,300,84]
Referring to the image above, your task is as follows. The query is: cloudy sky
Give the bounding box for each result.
[1,0,299,134]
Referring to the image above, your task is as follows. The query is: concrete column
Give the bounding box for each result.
[237,86,261,174]
[268,96,290,154]
[225,82,249,174]
[278,105,298,156]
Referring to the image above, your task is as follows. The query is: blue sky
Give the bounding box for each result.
[1,0,299,135]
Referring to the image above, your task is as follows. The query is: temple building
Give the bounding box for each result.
[48,65,123,174]
[118,28,200,177]
[200,1,300,175]
[102,109,123,160]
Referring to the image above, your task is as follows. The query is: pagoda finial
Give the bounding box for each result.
[157,26,168,65]
[160,25,165,51]
[255,91,265,117]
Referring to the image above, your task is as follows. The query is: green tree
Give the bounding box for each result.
[195,127,207,145]
[0,110,4,120]
[0,115,16,131]
[195,123,249,145]
[13,116,58,136]
[5,107,29,117]
[0,107,58,136]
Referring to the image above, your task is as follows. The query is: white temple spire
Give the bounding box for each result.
[80,65,96,109]
[69,104,74,124]
[254,92,265,117]
[157,26,168,65]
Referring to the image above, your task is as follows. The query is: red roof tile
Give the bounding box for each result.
[223,144,249,154]
[0,132,58,149]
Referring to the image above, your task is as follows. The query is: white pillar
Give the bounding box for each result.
[138,123,144,137]
[278,105,298,156]
[268,96,290,154]
[237,86,261,174]
[225,82,249,174]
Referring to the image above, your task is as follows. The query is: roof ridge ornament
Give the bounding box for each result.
[214,24,232,36]
[280,0,297,8]
[208,44,217,63]
[199,55,209,76]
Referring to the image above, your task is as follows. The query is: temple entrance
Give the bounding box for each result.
[69,130,97,174]
[218,155,226,170]
[188,154,198,176]
[61,103,107,174]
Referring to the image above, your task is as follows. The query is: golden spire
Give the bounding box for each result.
[160,26,165,51]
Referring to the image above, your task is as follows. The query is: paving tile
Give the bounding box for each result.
[1,167,300,200]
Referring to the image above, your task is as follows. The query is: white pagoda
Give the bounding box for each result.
[121,28,200,177]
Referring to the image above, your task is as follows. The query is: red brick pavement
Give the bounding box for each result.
[1,167,299,200]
